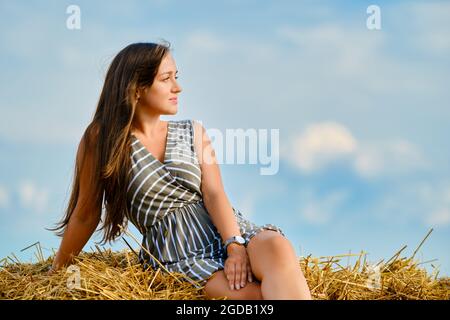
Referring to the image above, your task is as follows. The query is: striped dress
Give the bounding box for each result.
[126,119,285,288]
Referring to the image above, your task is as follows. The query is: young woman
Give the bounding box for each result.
[48,41,312,300]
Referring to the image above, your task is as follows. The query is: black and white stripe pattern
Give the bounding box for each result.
[127,119,286,289]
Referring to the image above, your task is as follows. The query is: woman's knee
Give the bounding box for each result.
[246,231,299,276]
[248,230,296,259]
[202,270,263,300]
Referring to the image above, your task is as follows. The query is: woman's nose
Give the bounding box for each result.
[173,83,182,93]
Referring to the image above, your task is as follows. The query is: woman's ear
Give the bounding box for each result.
[135,87,143,101]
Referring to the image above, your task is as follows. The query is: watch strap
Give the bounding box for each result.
[223,235,246,251]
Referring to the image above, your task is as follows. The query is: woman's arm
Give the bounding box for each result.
[49,133,102,273]
[192,120,241,242]
[192,120,252,290]
[50,210,100,272]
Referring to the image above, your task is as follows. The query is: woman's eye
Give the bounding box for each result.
[164,76,179,81]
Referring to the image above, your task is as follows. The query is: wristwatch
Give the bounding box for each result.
[223,235,246,251]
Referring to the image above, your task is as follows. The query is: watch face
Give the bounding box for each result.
[236,236,246,244]
[224,236,247,248]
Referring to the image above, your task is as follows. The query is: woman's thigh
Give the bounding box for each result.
[202,270,263,300]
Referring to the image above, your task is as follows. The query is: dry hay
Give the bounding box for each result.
[1,229,449,300]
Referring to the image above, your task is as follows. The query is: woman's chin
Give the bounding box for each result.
[167,106,178,115]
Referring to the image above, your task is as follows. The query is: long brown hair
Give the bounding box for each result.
[47,40,172,245]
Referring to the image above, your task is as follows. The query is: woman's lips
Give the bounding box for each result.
[169,98,178,104]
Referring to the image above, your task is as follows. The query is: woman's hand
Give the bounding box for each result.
[224,243,253,291]
[46,264,58,276]
[46,268,55,276]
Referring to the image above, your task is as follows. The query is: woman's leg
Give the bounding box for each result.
[202,270,263,300]
[246,230,312,300]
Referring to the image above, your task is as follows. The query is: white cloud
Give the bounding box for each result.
[297,188,349,225]
[286,121,429,179]
[0,185,10,208]
[18,181,49,214]
[288,122,357,173]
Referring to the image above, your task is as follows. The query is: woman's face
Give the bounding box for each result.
[138,53,182,115]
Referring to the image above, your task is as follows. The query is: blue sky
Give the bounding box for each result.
[0,0,449,277]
